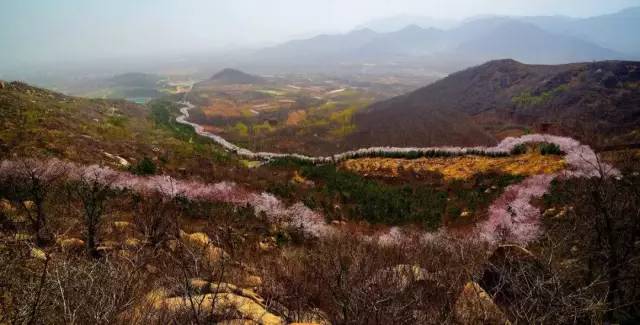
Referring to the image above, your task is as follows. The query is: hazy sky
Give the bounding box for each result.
[1,0,639,68]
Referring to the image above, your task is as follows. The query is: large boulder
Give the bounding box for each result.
[0,199,15,213]
[57,238,85,253]
[387,264,430,289]
[147,280,284,325]
[112,221,133,233]
[30,247,47,261]
[217,320,259,325]
[158,293,283,325]
[179,230,229,266]
[180,230,212,248]
[188,278,264,305]
[239,275,263,289]
[454,281,511,325]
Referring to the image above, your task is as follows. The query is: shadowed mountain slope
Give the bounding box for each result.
[347,60,640,148]
[208,68,265,85]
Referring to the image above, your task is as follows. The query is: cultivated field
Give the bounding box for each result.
[186,75,413,155]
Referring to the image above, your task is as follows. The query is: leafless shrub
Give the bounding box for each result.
[66,165,120,257]
[0,159,68,245]
[259,232,486,324]
[130,191,179,246]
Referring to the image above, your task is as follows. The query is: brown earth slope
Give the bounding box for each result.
[347,59,640,148]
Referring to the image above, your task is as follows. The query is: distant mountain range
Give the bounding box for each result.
[356,15,457,32]
[346,59,640,149]
[248,7,639,71]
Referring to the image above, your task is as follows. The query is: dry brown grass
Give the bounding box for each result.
[342,153,565,181]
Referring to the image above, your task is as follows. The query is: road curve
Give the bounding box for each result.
[174,100,617,179]
[175,101,511,163]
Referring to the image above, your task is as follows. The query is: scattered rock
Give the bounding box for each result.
[240,275,263,288]
[96,245,115,254]
[113,221,133,232]
[150,279,284,325]
[30,247,47,261]
[103,152,130,167]
[14,233,33,241]
[124,238,143,249]
[560,258,579,269]
[159,293,283,324]
[23,201,35,210]
[454,281,511,325]
[57,238,85,253]
[377,264,432,290]
[258,241,275,252]
[179,230,229,265]
[145,264,159,274]
[166,239,179,252]
[180,230,212,248]
[0,199,15,212]
[217,320,259,325]
[542,208,557,218]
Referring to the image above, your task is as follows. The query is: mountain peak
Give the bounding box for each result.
[401,24,424,31]
[348,28,377,36]
[209,68,265,84]
[483,58,524,66]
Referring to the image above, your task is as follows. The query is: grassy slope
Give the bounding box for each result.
[0,81,237,182]
[0,81,565,229]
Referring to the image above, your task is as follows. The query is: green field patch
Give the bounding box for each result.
[512,84,569,107]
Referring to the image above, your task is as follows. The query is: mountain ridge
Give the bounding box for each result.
[208,68,265,84]
[244,7,638,72]
[348,59,640,148]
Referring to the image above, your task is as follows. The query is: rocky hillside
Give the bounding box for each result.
[348,60,640,148]
[0,81,260,184]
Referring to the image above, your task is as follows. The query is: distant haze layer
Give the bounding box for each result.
[0,0,638,69]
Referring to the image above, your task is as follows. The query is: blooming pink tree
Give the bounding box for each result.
[477,174,555,244]
[0,132,619,247]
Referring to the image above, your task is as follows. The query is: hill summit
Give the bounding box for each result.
[209,68,265,84]
[348,59,640,148]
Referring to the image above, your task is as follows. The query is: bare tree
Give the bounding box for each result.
[0,159,67,245]
[67,165,119,257]
[131,178,181,246]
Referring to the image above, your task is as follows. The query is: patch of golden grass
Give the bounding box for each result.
[342,153,565,180]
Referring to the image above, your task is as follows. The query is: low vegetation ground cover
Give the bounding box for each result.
[342,150,565,181]
[2,81,638,323]
[187,80,379,155]
[266,158,525,228]
[0,83,234,177]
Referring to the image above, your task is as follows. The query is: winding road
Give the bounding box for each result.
[174,87,615,179]
[174,100,514,164]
